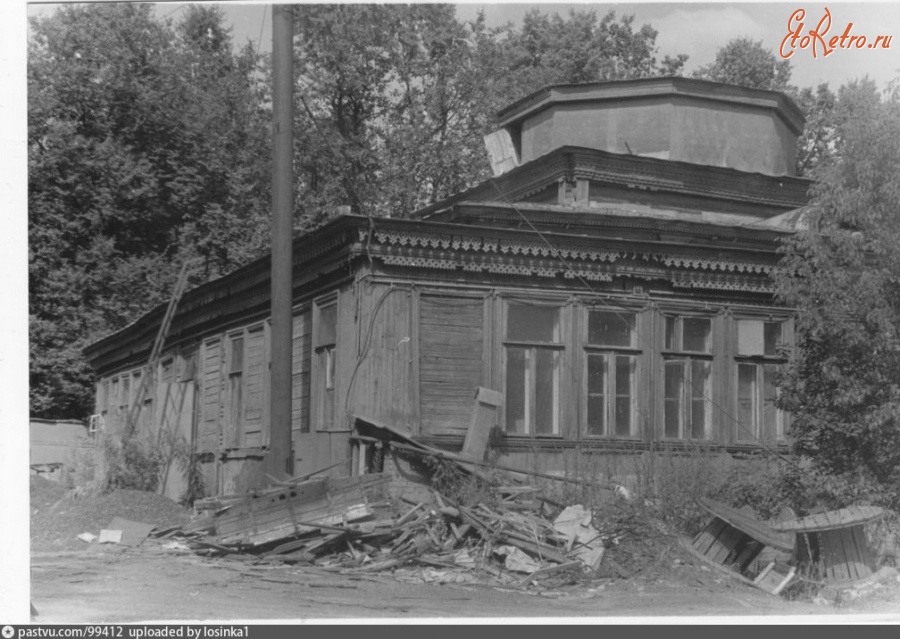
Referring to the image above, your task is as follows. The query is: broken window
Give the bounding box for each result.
[504,303,562,436]
[737,319,782,357]
[663,316,713,440]
[735,320,786,441]
[585,310,639,437]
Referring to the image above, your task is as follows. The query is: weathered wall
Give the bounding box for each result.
[29,419,99,483]
[344,282,416,432]
[418,293,487,436]
[518,96,796,176]
[672,99,796,176]
[521,100,674,163]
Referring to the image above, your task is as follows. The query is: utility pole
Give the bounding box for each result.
[268,3,294,479]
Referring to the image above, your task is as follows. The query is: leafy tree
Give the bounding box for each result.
[492,9,687,106]
[792,83,838,177]
[693,37,792,91]
[694,37,841,176]
[28,4,270,419]
[290,5,689,228]
[774,79,900,497]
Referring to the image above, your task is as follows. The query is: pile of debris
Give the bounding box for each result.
[158,468,615,587]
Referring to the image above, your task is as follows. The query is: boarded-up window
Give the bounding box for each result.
[419,295,484,435]
[292,311,312,433]
[242,327,266,447]
[228,336,244,446]
[200,338,222,453]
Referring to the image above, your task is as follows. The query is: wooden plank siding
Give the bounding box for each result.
[242,326,266,448]
[342,284,415,432]
[419,294,486,436]
[200,338,223,453]
[291,309,312,435]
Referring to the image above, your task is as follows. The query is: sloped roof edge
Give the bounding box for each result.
[496,77,806,135]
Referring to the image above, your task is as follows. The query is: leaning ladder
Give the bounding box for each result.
[125,259,197,435]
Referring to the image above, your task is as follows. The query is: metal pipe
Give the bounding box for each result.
[268,3,294,480]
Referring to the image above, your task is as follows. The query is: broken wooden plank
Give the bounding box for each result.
[498,533,569,564]
[770,506,884,533]
[697,499,794,552]
[190,539,243,554]
[396,503,425,526]
[678,538,765,591]
[460,387,501,463]
[218,503,373,546]
[518,561,583,585]
[213,474,390,546]
[754,562,797,595]
[771,506,883,585]
[266,536,316,556]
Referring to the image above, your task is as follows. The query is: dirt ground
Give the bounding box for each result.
[28,477,900,622]
[29,536,900,622]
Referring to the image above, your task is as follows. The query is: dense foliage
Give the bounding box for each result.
[290,6,687,228]
[29,5,271,418]
[774,80,900,503]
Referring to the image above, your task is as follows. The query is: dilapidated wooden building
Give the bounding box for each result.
[84,78,811,500]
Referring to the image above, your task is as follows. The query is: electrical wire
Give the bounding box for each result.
[255,4,267,59]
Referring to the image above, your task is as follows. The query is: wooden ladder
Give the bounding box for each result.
[125,259,198,435]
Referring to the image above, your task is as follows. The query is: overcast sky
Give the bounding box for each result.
[23,2,900,91]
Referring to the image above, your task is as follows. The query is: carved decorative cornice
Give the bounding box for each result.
[362,226,775,294]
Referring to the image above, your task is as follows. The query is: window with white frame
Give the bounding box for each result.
[585,309,640,437]
[663,315,713,440]
[735,319,786,442]
[504,303,563,436]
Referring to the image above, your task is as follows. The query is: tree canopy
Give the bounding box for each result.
[693,37,792,92]
[28,4,270,418]
[774,79,900,497]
